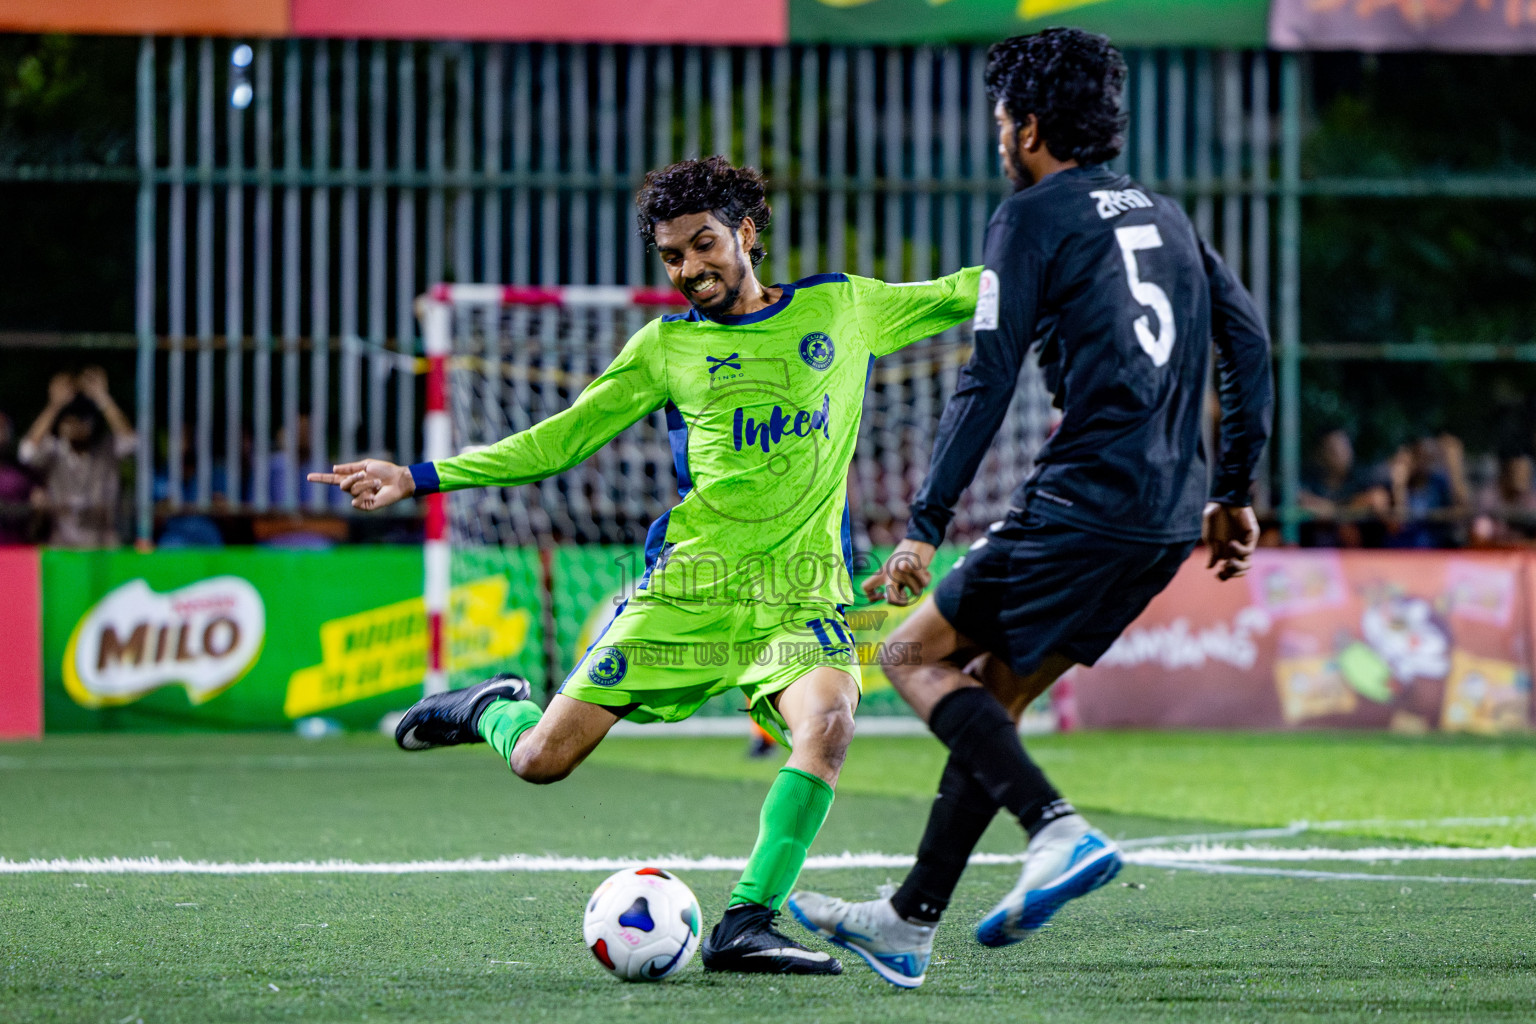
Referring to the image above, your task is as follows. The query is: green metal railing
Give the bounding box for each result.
[7,39,1532,544]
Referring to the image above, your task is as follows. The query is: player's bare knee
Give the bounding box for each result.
[821,704,857,754]
[791,701,855,757]
[803,712,854,779]
[509,740,572,785]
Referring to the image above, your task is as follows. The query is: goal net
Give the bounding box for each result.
[418,284,1055,711]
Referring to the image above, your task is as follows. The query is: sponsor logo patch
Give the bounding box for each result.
[733,394,831,454]
[974,269,1000,331]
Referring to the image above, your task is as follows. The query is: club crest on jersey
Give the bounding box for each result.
[798,332,835,370]
[587,646,628,687]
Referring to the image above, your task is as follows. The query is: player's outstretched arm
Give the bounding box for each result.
[855,266,982,357]
[410,321,670,497]
[903,218,1043,554]
[308,459,414,511]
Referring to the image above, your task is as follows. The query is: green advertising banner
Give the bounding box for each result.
[549,545,961,718]
[790,0,1269,46]
[42,547,543,732]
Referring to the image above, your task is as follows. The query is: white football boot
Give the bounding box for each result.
[975,813,1122,947]
[786,891,934,989]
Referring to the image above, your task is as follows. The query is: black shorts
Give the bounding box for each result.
[932,509,1196,677]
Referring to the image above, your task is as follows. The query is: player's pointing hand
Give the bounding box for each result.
[307,459,416,511]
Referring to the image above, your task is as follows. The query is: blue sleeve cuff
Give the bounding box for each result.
[408,462,441,496]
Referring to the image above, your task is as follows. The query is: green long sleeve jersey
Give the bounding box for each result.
[410,270,980,606]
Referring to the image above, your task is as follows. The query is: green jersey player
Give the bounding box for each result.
[309,156,979,975]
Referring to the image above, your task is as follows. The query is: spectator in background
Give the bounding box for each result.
[1298,428,1375,546]
[1378,433,1470,549]
[0,412,39,544]
[153,429,230,506]
[153,429,228,547]
[19,367,137,548]
[253,414,346,549]
[1471,454,1536,546]
[267,414,316,507]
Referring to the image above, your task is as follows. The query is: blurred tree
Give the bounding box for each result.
[0,36,138,429]
[1298,53,1536,468]
[1,34,135,166]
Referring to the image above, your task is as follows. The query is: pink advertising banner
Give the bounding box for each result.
[1270,0,1536,52]
[291,0,787,44]
[0,547,42,740]
[1067,549,1535,734]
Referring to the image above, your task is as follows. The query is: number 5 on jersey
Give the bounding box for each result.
[1114,224,1176,366]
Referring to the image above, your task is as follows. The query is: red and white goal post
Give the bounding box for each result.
[416,284,690,696]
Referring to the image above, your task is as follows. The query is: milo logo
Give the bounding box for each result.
[64,577,266,708]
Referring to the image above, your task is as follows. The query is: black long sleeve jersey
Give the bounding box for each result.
[906,164,1274,547]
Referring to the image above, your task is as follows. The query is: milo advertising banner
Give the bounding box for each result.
[1068,550,1535,735]
[35,545,1536,735]
[43,548,542,731]
[789,0,1271,45]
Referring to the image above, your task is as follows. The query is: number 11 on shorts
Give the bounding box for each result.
[806,617,852,655]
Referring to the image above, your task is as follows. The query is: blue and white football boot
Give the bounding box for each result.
[787,891,934,989]
[974,813,1122,947]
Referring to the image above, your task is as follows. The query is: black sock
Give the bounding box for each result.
[927,687,1073,837]
[890,753,998,923]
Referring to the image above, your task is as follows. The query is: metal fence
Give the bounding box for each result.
[129,38,1293,542]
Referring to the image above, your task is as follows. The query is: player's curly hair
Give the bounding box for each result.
[985,28,1128,166]
[635,156,771,266]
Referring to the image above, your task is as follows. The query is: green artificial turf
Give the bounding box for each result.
[590,730,1536,847]
[2,732,1535,1023]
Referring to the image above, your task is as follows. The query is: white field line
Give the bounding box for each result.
[1125,844,1536,863]
[1119,826,1307,848]
[1301,815,1536,831]
[3,845,1535,878]
[1120,816,1536,849]
[1136,860,1536,886]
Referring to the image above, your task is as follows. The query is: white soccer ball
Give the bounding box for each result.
[582,866,702,982]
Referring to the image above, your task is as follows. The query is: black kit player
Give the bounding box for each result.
[789,28,1273,988]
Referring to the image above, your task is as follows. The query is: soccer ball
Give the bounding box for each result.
[582,866,702,982]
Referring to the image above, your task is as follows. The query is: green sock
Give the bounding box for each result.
[476,698,543,768]
[728,766,835,911]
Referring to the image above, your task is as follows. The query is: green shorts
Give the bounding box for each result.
[559,591,863,741]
